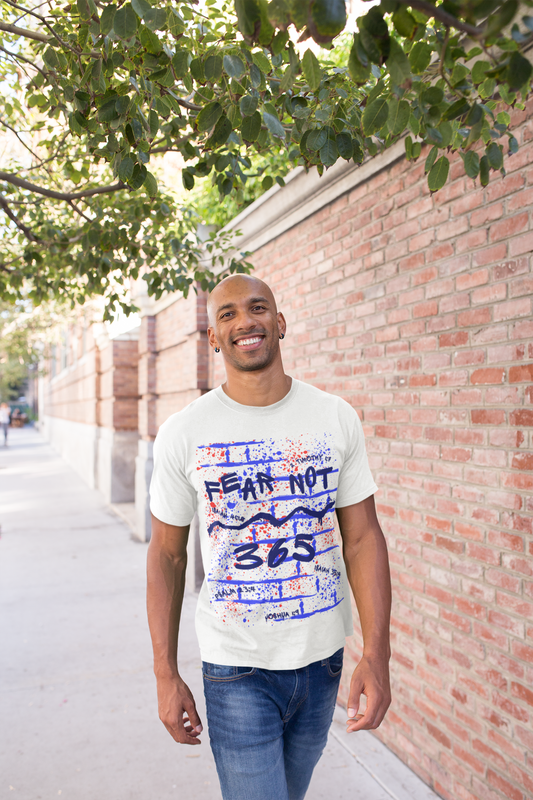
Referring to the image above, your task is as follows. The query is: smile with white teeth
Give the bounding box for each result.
[235,336,263,346]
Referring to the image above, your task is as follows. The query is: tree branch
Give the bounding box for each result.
[0,20,49,42]
[68,199,91,221]
[398,0,484,37]
[0,172,126,200]
[0,116,42,163]
[0,43,48,77]
[0,194,39,241]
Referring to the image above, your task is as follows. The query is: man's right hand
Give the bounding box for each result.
[156,675,203,745]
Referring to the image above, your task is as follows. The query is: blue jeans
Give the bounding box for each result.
[202,648,343,800]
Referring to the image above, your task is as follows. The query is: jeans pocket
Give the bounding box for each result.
[325,647,344,678]
[202,661,257,682]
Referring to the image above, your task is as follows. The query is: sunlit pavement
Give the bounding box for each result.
[0,426,438,800]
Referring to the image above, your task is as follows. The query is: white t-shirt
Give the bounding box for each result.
[150,379,378,670]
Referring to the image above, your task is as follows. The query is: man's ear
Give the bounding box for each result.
[207,326,219,351]
[277,312,287,337]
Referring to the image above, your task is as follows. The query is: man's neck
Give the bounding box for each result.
[222,361,292,407]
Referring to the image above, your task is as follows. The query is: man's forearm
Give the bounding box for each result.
[146,520,189,679]
[338,497,391,657]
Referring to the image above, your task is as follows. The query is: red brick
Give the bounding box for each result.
[509,363,533,382]
[487,769,523,800]
[470,368,505,385]
[510,409,533,426]
[471,409,505,425]
[457,308,492,327]
[489,211,529,242]
[511,681,533,706]
[493,297,532,322]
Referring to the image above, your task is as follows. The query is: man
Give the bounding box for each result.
[147,274,391,800]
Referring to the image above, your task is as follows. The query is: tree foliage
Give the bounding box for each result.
[0,0,531,315]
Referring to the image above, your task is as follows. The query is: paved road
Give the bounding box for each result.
[0,426,438,800]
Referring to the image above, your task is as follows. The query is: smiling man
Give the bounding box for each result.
[147,274,392,800]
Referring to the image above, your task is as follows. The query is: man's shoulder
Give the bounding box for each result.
[298,380,354,414]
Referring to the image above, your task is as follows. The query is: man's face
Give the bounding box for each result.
[207,277,285,373]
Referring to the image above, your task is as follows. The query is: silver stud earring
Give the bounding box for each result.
[214,347,220,353]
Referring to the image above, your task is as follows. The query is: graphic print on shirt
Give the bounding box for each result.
[197,435,345,626]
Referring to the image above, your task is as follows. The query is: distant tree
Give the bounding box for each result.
[0,0,531,315]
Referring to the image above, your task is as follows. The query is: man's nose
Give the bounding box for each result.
[235,310,256,330]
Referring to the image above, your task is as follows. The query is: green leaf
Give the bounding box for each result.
[362,97,389,136]
[205,55,223,82]
[43,47,60,71]
[392,7,416,37]
[252,51,270,73]
[497,111,511,126]
[421,87,444,106]
[359,28,381,63]
[302,49,322,92]
[405,135,413,160]
[182,169,195,190]
[240,95,259,116]
[465,103,483,126]
[486,142,503,170]
[508,135,519,154]
[140,26,160,53]
[149,110,159,138]
[386,38,411,86]
[114,4,138,39]
[424,145,438,174]
[348,37,371,84]
[462,150,480,179]
[505,51,533,90]
[479,155,490,186]
[207,115,232,146]
[235,0,260,37]
[320,138,338,166]
[336,132,353,160]
[223,54,245,79]
[307,128,327,151]
[190,58,205,83]
[144,171,158,196]
[100,4,116,35]
[387,97,409,135]
[241,110,261,141]
[409,42,431,74]
[197,101,223,132]
[437,121,453,148]
[262,175,273,191]
[263,110,285,139]
[118,156,134,182]
[172,50,189,78]
[442,98,469,121]
[131,0,151,19]
[487,0,518,34]
[309,0,346,44]
[472,60,490,84]
[427,156,449,192]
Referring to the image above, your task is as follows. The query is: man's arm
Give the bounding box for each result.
[336,494,392,733]
[146,513,203,745]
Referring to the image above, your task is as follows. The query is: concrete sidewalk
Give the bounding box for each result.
[0,427,438,800]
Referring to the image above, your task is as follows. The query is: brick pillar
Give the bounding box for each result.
[135,315,156,541]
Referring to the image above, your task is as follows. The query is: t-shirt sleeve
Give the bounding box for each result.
[335,404,378,508]
[149,420,197,526]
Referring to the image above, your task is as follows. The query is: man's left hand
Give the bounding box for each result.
[345,653,391,733]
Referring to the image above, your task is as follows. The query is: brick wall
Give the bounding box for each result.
[211,103,533,800]
[99,339,139,430]
[44,327,139,431]
[43,323,100,425]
